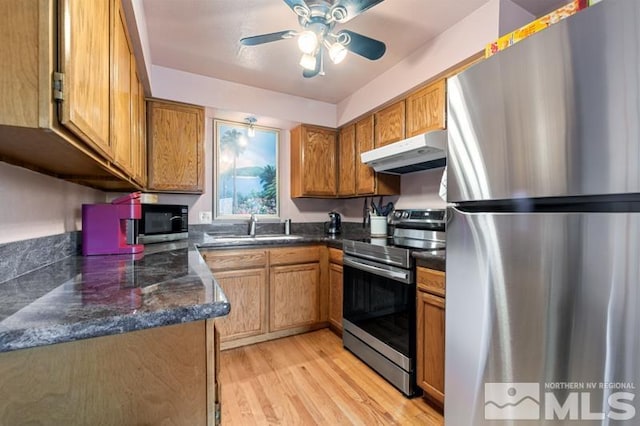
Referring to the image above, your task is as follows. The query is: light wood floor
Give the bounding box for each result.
[219,329,443,425]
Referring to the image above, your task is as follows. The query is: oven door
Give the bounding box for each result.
[342,255,416,383]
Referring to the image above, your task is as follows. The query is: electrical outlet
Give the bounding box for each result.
[199,211,212,224]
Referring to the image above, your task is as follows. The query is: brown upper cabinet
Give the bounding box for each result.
[130,70,147,187]
[290,124,337,198]
[59,0,112,159]
[147,99,205,193]
[111,0,133,177]
[405,79,446,138]
[355,115,376,195]
[0,0,145,191]
[354,115,400,196]
[337,124,356,197]
[374,100,406,147]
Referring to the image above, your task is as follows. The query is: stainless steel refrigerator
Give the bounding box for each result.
[446,0,640,424]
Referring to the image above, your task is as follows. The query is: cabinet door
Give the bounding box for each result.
[0,322,207,425]
[147,100,205,192]
[355,115,400,196]
[374,100,405,147]
[328,262,343,332]
[355,115,376,195]
[213,268,267,341]
[337,124,356,196]
[417,290,445,405]
[111,0,132,175]
[417,266,446,297]
[58,0,112,158]
[291,125,337,197]
[270,263,320,331]
[406,79,446,138]
[302,126,337,196]
[205,320,221,426]
[130,69,146,187]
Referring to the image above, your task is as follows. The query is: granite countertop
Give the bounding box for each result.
[0,227,371,354]
[0,242,229,353]
[412,250,446,272]
[0,228,361,354]
[195,234,348,250]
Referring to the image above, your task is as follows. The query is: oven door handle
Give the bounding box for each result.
[343,257,411,283]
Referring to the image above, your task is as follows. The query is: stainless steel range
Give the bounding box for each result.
[342,209,446,397]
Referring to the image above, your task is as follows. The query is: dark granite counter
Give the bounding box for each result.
[0,242,229,353]
[0,224,370,354]
[412,250,446,272]
[195,234,348,250]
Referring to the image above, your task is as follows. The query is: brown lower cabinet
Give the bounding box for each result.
[0,320,221,426]
[202,245,328,350]
[328,247,344,333]
[416,266,446,406]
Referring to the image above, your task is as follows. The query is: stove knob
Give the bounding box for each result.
[394,211,402,218]
[402,211,409,219]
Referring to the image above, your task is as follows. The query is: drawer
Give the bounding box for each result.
[202,249,267,271]
[328,247,343,265]
[269,246,320,266]
[417,266,445,297]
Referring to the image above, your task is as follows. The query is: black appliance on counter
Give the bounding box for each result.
[324,211,342,235]
[342,208,446,397]
[127,204,188,245]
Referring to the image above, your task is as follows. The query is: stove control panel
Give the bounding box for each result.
[389,209,446,225]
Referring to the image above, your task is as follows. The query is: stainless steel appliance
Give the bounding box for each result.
[127,204,189,244]
[446,1,640,424]
[342,209,445,397]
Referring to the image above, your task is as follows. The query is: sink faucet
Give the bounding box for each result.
[248,214,258,236]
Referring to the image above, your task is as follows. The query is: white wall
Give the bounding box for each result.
[0,162,105,244]
[498,0,535,35]
[151,66,337,128]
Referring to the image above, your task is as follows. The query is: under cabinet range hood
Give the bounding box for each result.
[360,130,447,174]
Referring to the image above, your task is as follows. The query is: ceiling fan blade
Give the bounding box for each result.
[282,0,311,17]
[338,30,386,60]
[240,30,296,46]
[332,0,385,23]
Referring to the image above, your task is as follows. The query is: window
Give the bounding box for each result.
[214,120,279,219]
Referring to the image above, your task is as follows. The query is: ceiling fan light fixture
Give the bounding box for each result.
[299,53,317,70]
[330,5,348,22]
[328,42,347,64]
[297,30,318,54]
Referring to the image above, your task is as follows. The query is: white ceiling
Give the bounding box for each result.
[142,0,568,104]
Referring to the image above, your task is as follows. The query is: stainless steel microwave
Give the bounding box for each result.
[127,204,188,244]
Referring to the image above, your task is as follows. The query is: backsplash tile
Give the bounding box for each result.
[0,232,80,284]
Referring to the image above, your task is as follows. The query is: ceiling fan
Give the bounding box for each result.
[240,0,387,78]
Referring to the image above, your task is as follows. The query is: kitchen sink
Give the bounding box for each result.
[205,233,304,244]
